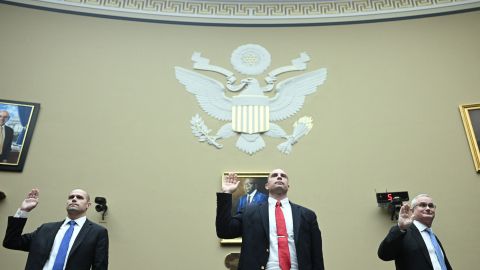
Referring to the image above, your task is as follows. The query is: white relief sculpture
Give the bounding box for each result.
[175,44,327,155]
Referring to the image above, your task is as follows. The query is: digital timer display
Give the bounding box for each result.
[376,191,409,204]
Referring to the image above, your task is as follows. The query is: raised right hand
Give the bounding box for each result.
[221,173,240,194]
[397,202,413,230]
[20,188,40,212]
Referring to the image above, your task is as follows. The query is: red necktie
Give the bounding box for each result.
[276,201,291,270]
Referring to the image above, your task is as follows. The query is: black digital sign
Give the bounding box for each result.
[376,191,409,205]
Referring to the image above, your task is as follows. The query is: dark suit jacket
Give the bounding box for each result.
[236,190,268,214]
[216,193,324,270]
[378,224,452,270]
[3,216,109,270]
[0,125,13,161]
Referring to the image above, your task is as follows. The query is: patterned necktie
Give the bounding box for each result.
[426,228,448,270]
[275,201,291,270]
[52,220,76,270]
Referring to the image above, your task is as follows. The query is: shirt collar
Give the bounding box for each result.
[413,219,429,232]
[268,196,289,206]
[64,215,87,227]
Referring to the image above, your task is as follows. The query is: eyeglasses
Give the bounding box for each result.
[270,173,287,178]
[415,202,436,209]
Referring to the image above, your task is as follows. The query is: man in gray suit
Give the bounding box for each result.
[3,188,109,270]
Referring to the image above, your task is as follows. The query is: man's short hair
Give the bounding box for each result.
[411,194,431,208]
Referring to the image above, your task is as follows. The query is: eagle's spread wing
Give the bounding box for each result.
[175,67,232,121]
[269,68,327,121]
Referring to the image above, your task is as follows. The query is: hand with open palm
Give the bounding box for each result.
[398,202,413,230]
[20,188,40,212]
[221,173,240,194]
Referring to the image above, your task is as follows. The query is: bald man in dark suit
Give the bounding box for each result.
[3,188,109,270]
[216,169,325,270]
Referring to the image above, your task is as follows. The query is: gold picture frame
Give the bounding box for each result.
[459,103,480,172]
[220,171,269,245]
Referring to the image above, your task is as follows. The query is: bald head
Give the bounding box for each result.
[265,168,289,200]
[66,189,91,219]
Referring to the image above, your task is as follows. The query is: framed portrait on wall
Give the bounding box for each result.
[459,103,480,172]
[0,99,40,172]
[220,171,269,245]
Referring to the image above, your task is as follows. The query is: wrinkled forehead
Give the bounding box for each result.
[68,189,89,201]
[270,168,286,175]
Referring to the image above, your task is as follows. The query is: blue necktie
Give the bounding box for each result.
[52,220,76,270]
[426,228,448,270]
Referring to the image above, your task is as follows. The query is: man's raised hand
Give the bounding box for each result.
[398,202,413,230]
[20,188,40,212]
[222,173,240,194]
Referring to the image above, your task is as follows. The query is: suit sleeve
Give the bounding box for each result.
[378,225,406,261]
[309,211,325,270]
[92,226,109,270]
[215,193,243,239]
[3,216,35,251]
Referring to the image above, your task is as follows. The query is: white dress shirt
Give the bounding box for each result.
[14,209,87,270]
[413,220,444,270]
[266,197,298,270]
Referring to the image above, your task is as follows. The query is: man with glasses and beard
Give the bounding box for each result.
[378,194,452,270]
[216,168,325,270]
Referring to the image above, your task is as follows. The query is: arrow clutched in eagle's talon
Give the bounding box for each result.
[277,116,313,154]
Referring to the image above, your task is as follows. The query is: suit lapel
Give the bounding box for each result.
[290,202,301,243]
[67,219,92,260]
[437,238,452,270]
[239,196,246,209]
[252,193,258,204]
[260,202,269,237]
[46,221,64,253]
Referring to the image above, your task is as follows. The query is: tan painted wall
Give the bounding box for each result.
[0,4,479,269]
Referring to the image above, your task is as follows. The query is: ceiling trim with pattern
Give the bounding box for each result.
[3,0,480,25]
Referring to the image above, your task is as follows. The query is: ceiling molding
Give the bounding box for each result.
[3,0,480,25]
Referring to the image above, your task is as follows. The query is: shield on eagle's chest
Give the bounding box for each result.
[231,95,270,134]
